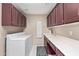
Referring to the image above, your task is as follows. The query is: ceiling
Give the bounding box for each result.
[13,3,56,15]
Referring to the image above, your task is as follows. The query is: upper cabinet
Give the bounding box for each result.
[2,3,26,27]
[55,4,63,25]
[51,9,56,26]
[47,3,79,27]
[47,14,51,27]
[47,5,55,27]
[2,3,12,26]
[63,3,79,24]
[21,15,26,27]
[47,9,56,27]
[47,3,63,27]
[12,5,18,26]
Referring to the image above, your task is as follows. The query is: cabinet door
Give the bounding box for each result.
[47,42,56,55]
[64,3,79,24]
[17,11,20,27]
[20,15,23,27]
[25,17,26,27]
[48,40,56,52]
[18,12,22,27]
[47,8,56,27]
[44,36,56,55]
[23,16,26,27]
[55,4,63,25]
[47,15,51,27]
[56,48,64,56]
[51,9,56,26]
[44,36,48,53]
[12,6,18,26]
[22,15,26,27]
[2,3,12,26]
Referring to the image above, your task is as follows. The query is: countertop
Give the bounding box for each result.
[44,33,79,56]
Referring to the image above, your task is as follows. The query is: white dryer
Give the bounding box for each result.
[6,32,32,56]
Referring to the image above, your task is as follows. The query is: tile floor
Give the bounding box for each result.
[29,45,46,56]
[36,46,47,56]
[29,45,53,56]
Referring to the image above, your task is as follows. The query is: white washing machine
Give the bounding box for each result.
[6,32,32,56]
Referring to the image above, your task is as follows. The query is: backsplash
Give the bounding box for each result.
[53,22,79,41]
[3,26,25,34]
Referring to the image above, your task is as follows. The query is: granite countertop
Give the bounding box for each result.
[44,33,79,56]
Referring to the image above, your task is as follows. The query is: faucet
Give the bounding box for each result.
[49,27,53,34]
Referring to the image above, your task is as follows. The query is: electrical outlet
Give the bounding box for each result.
[69,31,72,35]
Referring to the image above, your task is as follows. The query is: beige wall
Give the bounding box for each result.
[0,3,6,56]
[3,26,25,34]
[53,22,79,41]
[24,14,49,46]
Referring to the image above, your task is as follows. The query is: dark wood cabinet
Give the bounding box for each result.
[47,15,51,27]
[47,7,56,27]
[47,3,79,27]
[47,3,63,27]
[22,15,26,27]
[44,36,48,53]
[47,42,56,55]
[17,11,21,27]
[12,5,18,26]
[55,48,64,56]
[44,36,64,56]
[24,16,26,27]
[2,3,12,26]
[18,11,26,27]
[55,4,63,25]
[2,3,26,27]
[44,36,56,55]
[51,9,56,26]
[64,3,79,24]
